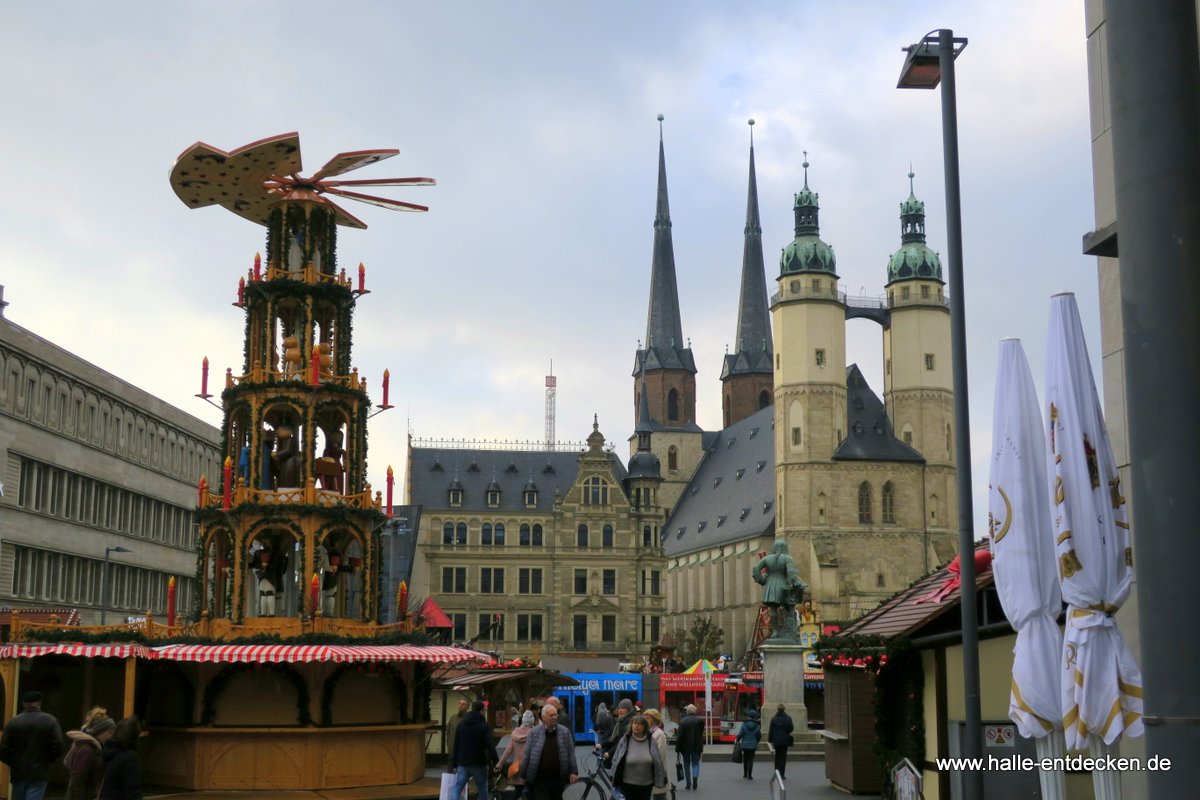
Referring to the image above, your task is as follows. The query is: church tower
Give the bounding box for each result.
[882,172,954,468]
[720,121,774,428]
[632,116,702,514]
[771,157,848,532]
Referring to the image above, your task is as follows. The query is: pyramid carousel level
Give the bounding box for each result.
[176,132,436,634]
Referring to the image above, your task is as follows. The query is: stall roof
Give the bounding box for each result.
[440,668,579,689]
[0,643,490,665]
[420,597,453,628]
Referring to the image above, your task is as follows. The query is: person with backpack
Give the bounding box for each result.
[734,709,761,780]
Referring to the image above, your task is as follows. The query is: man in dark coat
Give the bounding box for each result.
[674,704,705,790]
[520,705,577,800]
[0,690,67,800]
[451,701,498,800]
[767,704,795,779]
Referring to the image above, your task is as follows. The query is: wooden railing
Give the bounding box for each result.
[201,478,379,511]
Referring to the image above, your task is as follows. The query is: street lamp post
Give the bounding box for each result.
[899,28,983,800]
[101,545,132,625]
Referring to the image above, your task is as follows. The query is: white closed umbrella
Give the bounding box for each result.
[988,338,1065,799]
[1045,292,1143,799]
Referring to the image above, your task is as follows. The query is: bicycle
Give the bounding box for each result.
[573,748,615,800]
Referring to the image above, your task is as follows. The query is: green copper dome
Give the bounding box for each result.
[780,157,837,276]
[887,170,942,283]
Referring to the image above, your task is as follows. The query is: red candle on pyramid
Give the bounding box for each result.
[386,466,394,516]
[311,573,320,614]
[253,252,262,281]
[222,457,232,510]
[167,576,177,627]
[382,369,390,407]
[358,262,365,293]
[201,357,209,396]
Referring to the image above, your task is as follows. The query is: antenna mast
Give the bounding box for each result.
[544,359,556,448]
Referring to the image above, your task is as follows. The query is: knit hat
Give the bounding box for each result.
[522,710,536,727]
[616,699,635,713]
[87,717,116,736]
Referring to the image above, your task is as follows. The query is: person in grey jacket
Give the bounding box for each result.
[734,708,761,780]
[611,715,667,800]
[519,705,577,800]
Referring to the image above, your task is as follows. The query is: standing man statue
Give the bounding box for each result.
[752,539,807,642]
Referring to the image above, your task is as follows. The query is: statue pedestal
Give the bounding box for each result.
[760,640,808,729]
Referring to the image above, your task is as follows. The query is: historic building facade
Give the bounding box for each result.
[406,417,667,661]
[0,309,221,623]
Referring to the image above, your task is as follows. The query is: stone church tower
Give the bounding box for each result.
[720,125,774,428]
[631,119,704,516]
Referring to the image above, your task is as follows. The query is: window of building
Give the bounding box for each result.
[667,389,679,421]
[603,569,616,595]
[641,570,661,596]
[882,482,896,524]
[480,567,505,593]
[574,569,588,594]
[481,523,493,545]
[904,430,913,445]
[642,525,653,547]
[573,615,588,650]
[582,476,610,506]
[452,614,467,641]
[812,278,822,291]
[815,349,826,367]
[524,489,537,507]
[602,615,617,643]
[921,284,930,299]
[516,613,543,641]
[441,521,455,545]
[493,522,505,545]
[858,482,872,524]
[518,567,543,594]
[792,427,802,446]
[476,613,504,641]
[448,488,462,507]
[577,524,589,547]
[642,615,661,644]
[519,523,531,546]
[441,567,466,593]
[925,353,936,371]
[790,280,801,293]
[902,286,911,300]
[886,358,891,375]
[877,572,886,588]
[455,522,467,545]
[486,488,500,507]
[668,446,678,472]
[532,524,544,546]
[758,389,771,409]
[602,524,614,548]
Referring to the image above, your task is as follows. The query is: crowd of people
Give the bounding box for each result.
[0,690,143,800]
[448,694,799,800]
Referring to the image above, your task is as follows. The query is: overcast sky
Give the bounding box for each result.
[1,2,1098,535]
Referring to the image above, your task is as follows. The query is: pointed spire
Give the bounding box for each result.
[723,119,772,381]
[638,114,695,378]
[636,372,654,450]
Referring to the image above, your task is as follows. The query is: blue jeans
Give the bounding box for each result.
[681,752,701,782]
[455,764,490,800]
[11,782,48,800]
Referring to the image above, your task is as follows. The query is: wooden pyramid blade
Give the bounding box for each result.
[321,177,437,188]
[310,149,399,182]
[323,186,429,213]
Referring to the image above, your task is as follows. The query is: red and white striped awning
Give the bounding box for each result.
[2,644,147,659]
[148,644,491,664]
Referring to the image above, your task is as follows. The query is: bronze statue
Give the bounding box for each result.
[753,539,807,642]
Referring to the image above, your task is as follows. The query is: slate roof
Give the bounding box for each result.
[834,365,925,463]
[721,139,773,380]
[662,405,776,557]
[408,446,629,513]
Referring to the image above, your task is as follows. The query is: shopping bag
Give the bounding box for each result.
[675,755,684,783]
[732,748,743,764]
[440,771,465,800]
[787,734,794,746]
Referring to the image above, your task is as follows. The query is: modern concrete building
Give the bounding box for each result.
[0,309,221,624]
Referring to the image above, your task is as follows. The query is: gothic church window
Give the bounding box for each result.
[882,482,896,524]
[792,427,802,446]
[668,447,678,471]
[667,388,680,421]
[858,482,872,524]
[759,389,771,409]
[815,349,826,367]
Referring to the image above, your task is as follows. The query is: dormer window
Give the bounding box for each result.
[487,488,501,508]
[449,489,463,507]
[524,489,538,508]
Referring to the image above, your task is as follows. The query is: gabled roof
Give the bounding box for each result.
[663,405,775,556]
[408,446,629,513]
[834,365,925,463]
[837,544,997,640]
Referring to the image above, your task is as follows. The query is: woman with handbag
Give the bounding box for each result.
[612,715,666,800]
[767,704,795,779]
[733,709,761,780]
[498,711,536,795]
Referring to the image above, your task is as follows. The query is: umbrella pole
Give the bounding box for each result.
[1034,731,1067,800]
[1089,736,1121,800]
